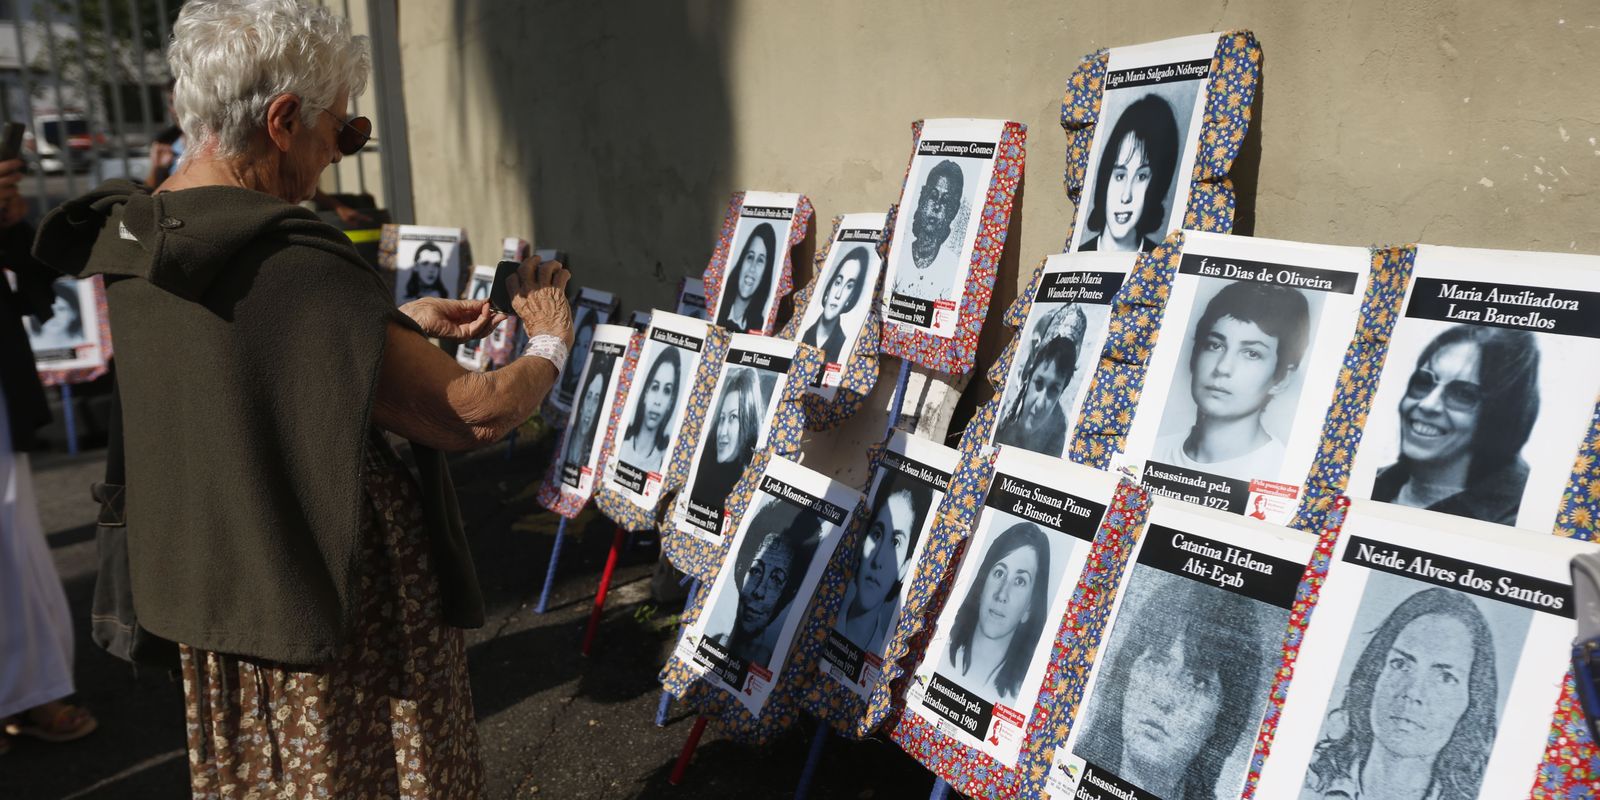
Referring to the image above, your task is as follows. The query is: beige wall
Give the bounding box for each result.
[394,0,1600,477]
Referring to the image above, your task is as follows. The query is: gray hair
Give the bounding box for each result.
[168,0,370,157]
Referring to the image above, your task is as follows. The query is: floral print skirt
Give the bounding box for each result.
[180,433,483,799]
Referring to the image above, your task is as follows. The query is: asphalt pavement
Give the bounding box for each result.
[6,426,940,799]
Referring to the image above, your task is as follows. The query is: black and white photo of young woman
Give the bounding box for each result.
[617,345,683,475]
[1297,572,1531,800]
[1151,280,1320,482]
[716,222,777,333]
[1073,569,1284,799]
[893,158,972,302]
[801,244,875,365]
[556,307,600,407]
[457,273,493,366]
[1369,324,1539,526]
[562,350,618,482]
[687,366,776,524]
[934,518,1070,708]
[1075,82,1199,253]
[26,280,87,357]
[995,304,1092,458]
[835,471,934,655]
[700,496,823,670]
[400,240,454,302]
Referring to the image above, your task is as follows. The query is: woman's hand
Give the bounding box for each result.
[399,297,507,340]
[507,253,573,345]
[0,158,28,229]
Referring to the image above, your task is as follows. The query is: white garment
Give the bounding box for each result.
[1151,429,1286,484]
[0,384,76,719]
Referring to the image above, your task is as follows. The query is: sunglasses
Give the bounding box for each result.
[1404,368,1482,413]
[321,109,373,156]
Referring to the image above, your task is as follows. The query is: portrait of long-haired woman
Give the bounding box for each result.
[939,522,1053,706]
[1371,324,1539,526]
[1076,577,1272,799]
[558,307,600,402]
[1078,94,1180,253]
[706,499,823,669]
[836,471,934,655]
[689,367,764,522]
[716,222,778,333]
[563,353,616,471]
[1300,587,1499,800]
[618,346,682,475]
[802,245,871,364]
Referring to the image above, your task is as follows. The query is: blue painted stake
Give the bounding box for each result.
[61,383,78,456]
[929,778,952,800]
[793,722,830,800]
[535,516,569,614]
[884,359,912,436]
[655,578,702,727]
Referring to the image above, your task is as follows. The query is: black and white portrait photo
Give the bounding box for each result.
[556,307,601,408]
[26,279,89,358]
[700,496,825,671]
[1369,324,1540,527]
[617,344,684,475]
[800,244,878,365]
[892,158,972,303]
[1297,573,1530,800]
[456,267,495,369]
[935,517,1071,708]
[995,303,1101,459]
[834,469,935,656]
[562,350,619,479]
[716,221,778,333]
[1075,81,1201,253]
[1151,279,1321,483]
[687,365,777,525]
[676,277,709,321]
[393,227,464,305]
[1074,568,1284,799]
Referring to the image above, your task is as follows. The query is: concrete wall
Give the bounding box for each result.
[393,0,1600,478]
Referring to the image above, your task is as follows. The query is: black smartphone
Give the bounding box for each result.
[489,260,520,314]
[0,122,25,162]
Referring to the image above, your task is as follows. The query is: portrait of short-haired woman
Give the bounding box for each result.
[618,346,682,475]
[1299,587,1498,800]
[836,472,934,655]
[716,222,777,333]
[688,367,764,524]
[1078,94,1181,253]
[1371,324,1539,526]
[403,240,451,301]
[938,522,1052,707]
[802,245,871,364]
[705,500,822,668]
[1076,578,1272,799]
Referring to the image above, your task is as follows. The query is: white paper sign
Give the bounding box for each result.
[600,311,710,510]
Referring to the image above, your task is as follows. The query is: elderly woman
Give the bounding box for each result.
[32,1,571,795]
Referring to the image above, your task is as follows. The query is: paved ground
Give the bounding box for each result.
[7,426,941,799]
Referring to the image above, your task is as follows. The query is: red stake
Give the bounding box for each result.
[668,716,710,786]
[580,525,628,656]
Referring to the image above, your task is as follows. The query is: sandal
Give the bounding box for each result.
[7,703,98,743]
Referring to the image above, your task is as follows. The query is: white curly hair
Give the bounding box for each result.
[168,0,370,157]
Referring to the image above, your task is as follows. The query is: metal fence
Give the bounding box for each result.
[1,0,407,224]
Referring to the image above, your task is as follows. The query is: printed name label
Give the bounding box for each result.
[592,340,627,358]
[839,228,882,244]
[1138,524,1304,609]
[741,205,794,220]
[923,672,993,738]
[915,139,998,160]
[1034,270,1127,305]
[759,475,848,525]
[649,327,706,352]
[984,473,1106,541]
[1141,461,1250,515]
[1343,535,1572,617]
[886,293,934,327]
[729,348,791,373]
[880,450,953,493]
[1404,278,1600,339]
[1178,253,1359,295]
[1104,58,1212,90]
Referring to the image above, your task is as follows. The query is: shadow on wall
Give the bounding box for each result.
[449,0,737,314]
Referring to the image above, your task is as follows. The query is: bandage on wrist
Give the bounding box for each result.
[523,334,568,374]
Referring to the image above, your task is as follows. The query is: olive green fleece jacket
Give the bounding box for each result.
[33,180,484,665]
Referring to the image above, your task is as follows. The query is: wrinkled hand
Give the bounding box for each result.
[508,253,573,346]
[400,297,507,341]
[0,159,27,230]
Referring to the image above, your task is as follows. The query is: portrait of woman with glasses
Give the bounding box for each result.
[1371,324,1540,526]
